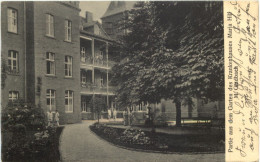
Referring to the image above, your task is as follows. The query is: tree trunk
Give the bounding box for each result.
[188,103,192,118]
[175,100,182,127]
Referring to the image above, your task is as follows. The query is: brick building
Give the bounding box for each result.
[1,1,224,125]
[1,1,81,124]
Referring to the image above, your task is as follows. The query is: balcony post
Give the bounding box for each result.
[92,39,95,119]
[92,39,95,85]
[106,42,109,108]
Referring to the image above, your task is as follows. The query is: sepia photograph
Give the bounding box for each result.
[1,1,227,161]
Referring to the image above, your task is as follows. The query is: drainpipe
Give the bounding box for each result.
[24,2,27,103]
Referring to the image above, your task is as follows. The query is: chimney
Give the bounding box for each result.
[85,11,93,23]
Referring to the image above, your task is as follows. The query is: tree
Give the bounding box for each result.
[150,2,224,126]
[112,1,224,126]
[112,2,163,107]
[88,96,107,123]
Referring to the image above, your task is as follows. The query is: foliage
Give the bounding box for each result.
[1,58,8,89]
[1,100,54,161]
[112,1,224,126]
[3,124,31,161]
[112,2,163,107]
[152,1,224,101]
[119,128,153,145]
[2,100,47,131]
[88,96,107,122]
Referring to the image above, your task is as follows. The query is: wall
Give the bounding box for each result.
[32,2,81,124]
[101,12,125,40]
[1,2,26,108]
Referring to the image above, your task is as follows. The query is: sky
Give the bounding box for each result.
[79,1,110,21]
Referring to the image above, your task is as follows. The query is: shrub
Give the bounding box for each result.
[2,101,48,161]
[119,129,153,145]
[2,100,47,131]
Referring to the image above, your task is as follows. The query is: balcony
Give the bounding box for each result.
[80,56,116,70]
[80,56,93,70]
[80,82,115,95]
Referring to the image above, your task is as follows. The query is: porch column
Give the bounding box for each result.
[106,42,109,108]
[92,39,95,119]
[92,39,95,84]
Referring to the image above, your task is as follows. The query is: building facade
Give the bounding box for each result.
[2,1,81,124]
[79,13,117,119]
[1,1,224,125]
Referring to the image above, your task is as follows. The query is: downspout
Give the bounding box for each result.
[24,2,27,103]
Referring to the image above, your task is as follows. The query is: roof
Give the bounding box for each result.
[80,30,116,43]
[101,1,136,19]
[83,21,97,28]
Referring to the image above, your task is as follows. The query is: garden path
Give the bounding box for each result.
[60,121,224,162]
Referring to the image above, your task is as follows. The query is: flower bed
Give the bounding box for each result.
[90,123,225,153]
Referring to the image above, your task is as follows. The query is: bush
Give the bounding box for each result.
[119,129,153,145]
[2,101,48,161]
[2,100,47,131]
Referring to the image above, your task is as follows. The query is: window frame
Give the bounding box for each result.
[46,89,56,111]
[7,8,18,33]
[65,90,73,113]
[46,52,55,75]
[81,47,86,62]
[81,70,87,84]
[65,20,72,42]
[46,13,54,37]
[81,101,87,112]
[8,91,19,102]
[100,74,104,87]
[65,56,73,77]
[8,50,19,73]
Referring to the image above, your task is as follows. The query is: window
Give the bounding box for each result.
[138,103,143,111]
[65,56,72,77]
[81,102,87,112]
[7,8,17,33]
[81,47,86,62]
[65,90,73,112]
[8,50,18,73]
[46,52,55,75]
[46,89,56,111]
[46,14,54,37]
[81,70,86,84]
[65,20,72,41]
[100,51,104,65]
[100,75,104,86]
[9,91,19,102]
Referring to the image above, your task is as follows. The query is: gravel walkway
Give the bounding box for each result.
[60,121,225,162]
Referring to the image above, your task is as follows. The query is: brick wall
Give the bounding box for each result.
[31,2,81,124]
[1,2,26,108]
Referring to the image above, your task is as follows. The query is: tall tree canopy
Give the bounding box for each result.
[112,2,224,126]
